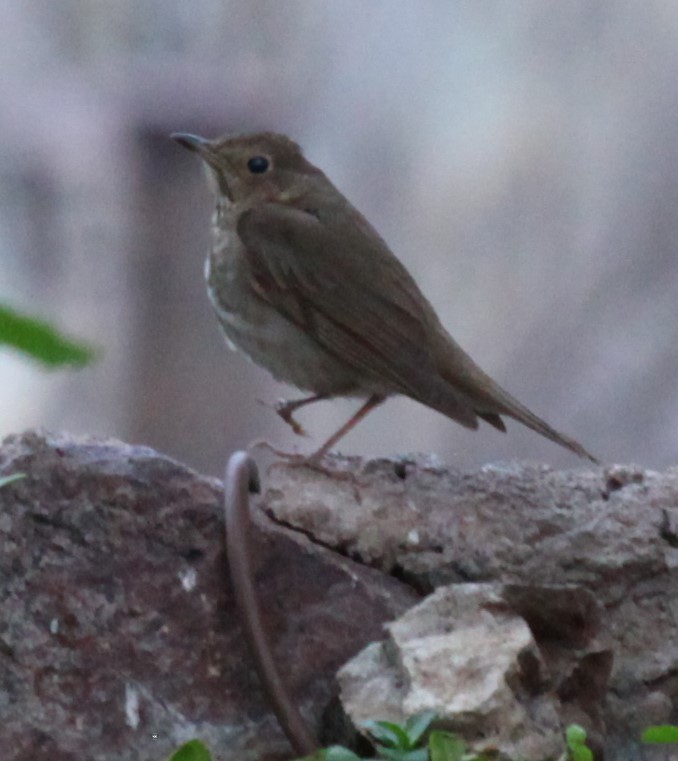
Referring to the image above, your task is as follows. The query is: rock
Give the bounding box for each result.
[339,583,609,761]
[263,454,678,758]
[3,434,674,760]
[0,431,418,761]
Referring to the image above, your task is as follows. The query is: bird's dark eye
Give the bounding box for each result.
[247,156,270,174]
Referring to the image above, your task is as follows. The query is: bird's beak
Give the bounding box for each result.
[171,132,235,201]
[171,132,210,152]
[171,132,222,168]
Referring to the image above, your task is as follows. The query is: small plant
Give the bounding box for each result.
[295,712,487,761]
[170,719,654,761]
[641,725,678,745]
[361,710,438,761]
[166,739,212,761]
[427,730,486,761]
[565,724,593,761]
[312,748,368,761]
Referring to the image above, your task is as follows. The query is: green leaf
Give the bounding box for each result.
[0,473,24,489]
[0,304,97,368]
[565,725,587,747]
[565,724,593,761]
[404,711,438,746]
[570,744,593,761]
[428,731,466,761]
[320,747,365,761]
[362,720,411,749]
[641,725,678,744]
[167,739,212,761]
[401,749,428,761]
[374,747,428,761]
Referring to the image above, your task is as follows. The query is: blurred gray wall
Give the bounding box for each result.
[2,0,678,474]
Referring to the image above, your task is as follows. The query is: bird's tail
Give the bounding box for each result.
[495,393,599,463]
[435,338,598,463]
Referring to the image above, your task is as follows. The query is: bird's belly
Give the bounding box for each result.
[207,277,363,395]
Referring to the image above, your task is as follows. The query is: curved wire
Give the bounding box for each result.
[224,450,317,757]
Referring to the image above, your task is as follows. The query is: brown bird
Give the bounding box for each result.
[172,130,597,464]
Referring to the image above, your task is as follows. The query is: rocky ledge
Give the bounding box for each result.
[0,431,676,761]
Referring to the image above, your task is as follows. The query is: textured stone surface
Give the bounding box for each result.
[0,431,418,761]
[263,455,678,758]
[339,583,610,761]
[3,432,676,761]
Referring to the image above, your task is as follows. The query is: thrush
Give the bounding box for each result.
[172,131,597,464]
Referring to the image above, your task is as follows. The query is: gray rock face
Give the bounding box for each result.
[2,434,676,760]
[263,456,678,759]
[0,432,417,761]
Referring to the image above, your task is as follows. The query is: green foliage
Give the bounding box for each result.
[360,711,436,761]
[565,724,593,761]
[0,473,24,489]
[0,303,96,368]
[404,713,439,748]
[319,747,365,761]
[641,725,678,744]
[357,715,490,761]
[174,719,678,761]
[294,713,489,761]
[307,720,589,761]
[166,739,212,761]
[427,731,469,761]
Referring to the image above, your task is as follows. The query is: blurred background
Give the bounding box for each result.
[2,0,677,475]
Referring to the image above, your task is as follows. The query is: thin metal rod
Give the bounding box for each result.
[224,451,317,757]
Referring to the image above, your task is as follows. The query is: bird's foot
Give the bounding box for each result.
[274,399,310,437]
[248,439,361,496]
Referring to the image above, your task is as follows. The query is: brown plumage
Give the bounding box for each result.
[172,130,597,464]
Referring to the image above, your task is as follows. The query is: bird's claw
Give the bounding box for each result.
[247,440,361,498]
[256,398,310,437]
[274,399,309,437]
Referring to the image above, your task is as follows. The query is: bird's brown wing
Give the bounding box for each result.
[237,202,478,429]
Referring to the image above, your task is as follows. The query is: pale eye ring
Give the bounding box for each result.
[247,156,270,174]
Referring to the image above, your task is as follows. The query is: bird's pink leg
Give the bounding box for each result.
[272,393,329,436]
[307,394,385,463]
